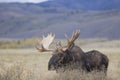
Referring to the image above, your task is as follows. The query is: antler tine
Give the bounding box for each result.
[48,32,55,38]
[71,31,76,42]
[65,34,70,44]
[70,30,80,43]
[74,30,80,39]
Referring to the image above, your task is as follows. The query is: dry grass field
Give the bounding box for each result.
[0,39,120,80]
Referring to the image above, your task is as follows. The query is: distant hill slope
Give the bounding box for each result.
[39,0,120,10]
[0,3,120,39]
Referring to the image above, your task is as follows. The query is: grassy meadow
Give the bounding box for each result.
[0,38,120,80]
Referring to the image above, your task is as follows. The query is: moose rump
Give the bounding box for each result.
[83,50,109,73]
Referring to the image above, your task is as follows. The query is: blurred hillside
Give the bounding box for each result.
[0,1,120,39]
[40,0,120,10]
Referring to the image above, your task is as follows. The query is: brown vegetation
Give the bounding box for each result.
[0,39,120,80]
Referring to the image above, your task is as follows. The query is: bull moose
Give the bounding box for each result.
[35,30,109,74]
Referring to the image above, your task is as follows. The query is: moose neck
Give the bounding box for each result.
[69,46,85,61]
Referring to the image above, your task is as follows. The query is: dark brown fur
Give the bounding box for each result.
[48,45,109,74]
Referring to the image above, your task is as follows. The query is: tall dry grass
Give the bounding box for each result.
[0,39,120,80]
[0,62,109,80]
[0,49,119,80]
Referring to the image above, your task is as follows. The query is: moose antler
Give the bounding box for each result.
[35,30,80,53]
[65,30,80,50]
[56,30,80,52]
[35,33,55,52]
